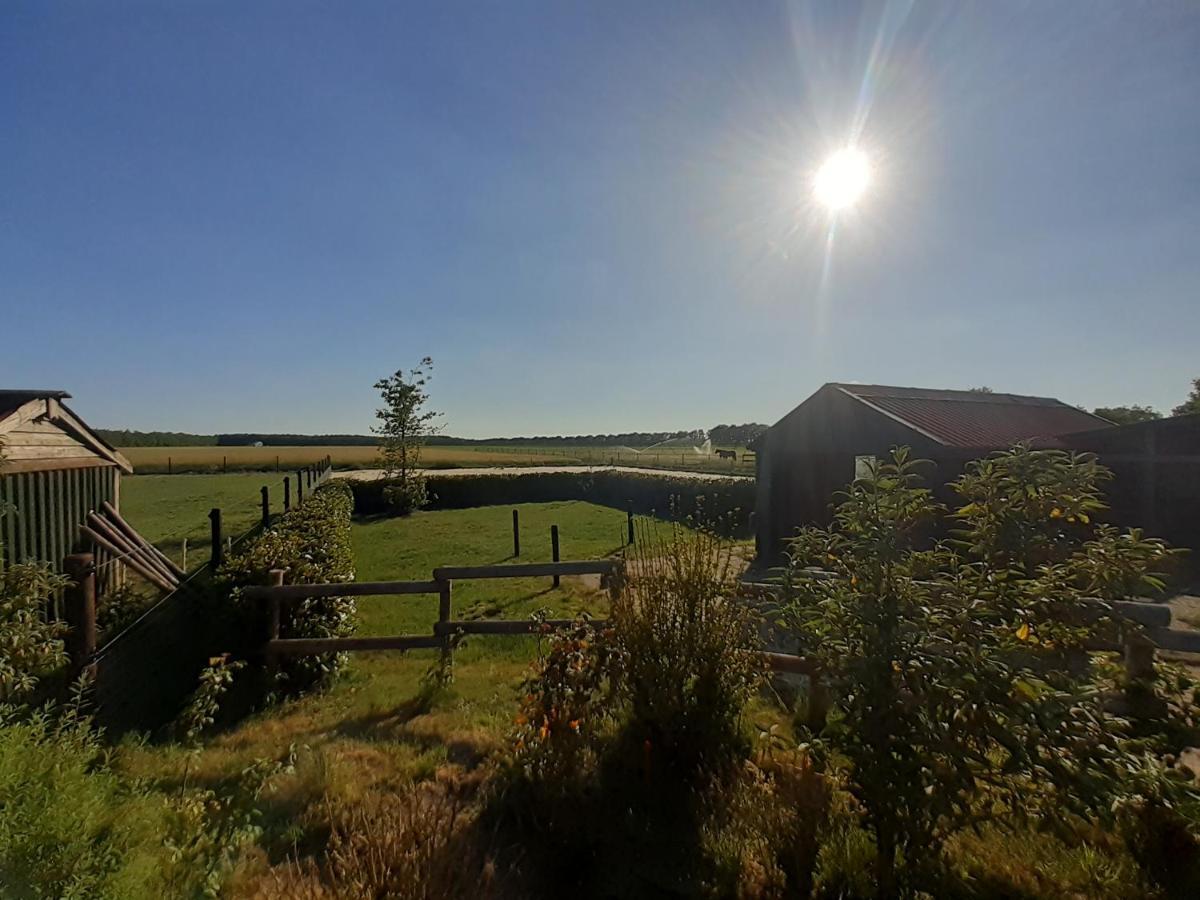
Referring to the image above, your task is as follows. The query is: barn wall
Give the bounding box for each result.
[1062,415,1200,564]
[0,465,118,571]
[756,387,1006,562]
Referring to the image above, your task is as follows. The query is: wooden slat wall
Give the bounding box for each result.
[0,465,119,573]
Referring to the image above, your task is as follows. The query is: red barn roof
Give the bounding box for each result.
[833,384,1112,449]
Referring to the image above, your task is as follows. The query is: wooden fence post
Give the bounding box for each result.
[181,537,188,570]
[296,470,304,504]
[283,476,291,511]
[1123,631,1161,717]
[261,485,270,527]
[512,509,520,557]
[168,456,172,475]
[63,553,97,676]
[223,455,228,473]
[551,525,560,587]
[266,568,286,683]
[627,508,635,545]
[209,508,223,568]
[438,578,453,668]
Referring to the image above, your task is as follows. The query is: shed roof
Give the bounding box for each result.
[0,390,132,473]
[832,383,1113,449]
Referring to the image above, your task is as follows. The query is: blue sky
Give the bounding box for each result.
[3,1,1198,437]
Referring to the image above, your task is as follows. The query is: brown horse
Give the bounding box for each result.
[714,449,737,461]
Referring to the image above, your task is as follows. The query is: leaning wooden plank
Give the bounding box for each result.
[433,560,617,580]
[243,579,443,601]
[79,525,175,593]
[87,512,179,588]
[1147,627,1200,654]
[266,635,444,654]
[435,618,603,636]
[102,501,185,577]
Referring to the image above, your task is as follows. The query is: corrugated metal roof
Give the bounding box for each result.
[835,384,1112,449]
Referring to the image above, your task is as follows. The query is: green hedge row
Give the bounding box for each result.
[219,481,356,694]
[350,470,756,536]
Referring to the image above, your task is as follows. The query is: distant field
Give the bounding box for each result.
[120,443,755,476]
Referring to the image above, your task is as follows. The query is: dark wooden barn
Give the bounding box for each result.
[1058,413,1200,566]
[0,389,133,572]
[751,383,1112,562]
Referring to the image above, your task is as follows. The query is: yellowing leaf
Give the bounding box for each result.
[1079,513,1090,524]
[1050,508,1063,519]
[1016,623,1031,641]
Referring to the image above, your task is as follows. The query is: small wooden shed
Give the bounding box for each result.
[0,389,132,570]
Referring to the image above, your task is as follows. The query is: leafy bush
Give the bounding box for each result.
[220,481,356,695]
[350,469,755,535]
[0,553,70,703]
[782,445,1195,893]
[0,705,171,898]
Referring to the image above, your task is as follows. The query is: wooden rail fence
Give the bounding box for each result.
[242,558,627,662]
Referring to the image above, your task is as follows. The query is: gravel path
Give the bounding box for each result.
[334,465,753,482]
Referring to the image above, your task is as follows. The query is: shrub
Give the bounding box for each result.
[0,554,70,703]
[219,481,356,695]
[0,705,171,898]
[782,445,1196,893]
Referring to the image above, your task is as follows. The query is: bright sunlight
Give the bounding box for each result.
[812,147,871,211]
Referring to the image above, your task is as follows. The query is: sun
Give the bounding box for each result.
[813,148,870,211]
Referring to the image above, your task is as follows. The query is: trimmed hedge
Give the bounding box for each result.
[349,470,756,536]
[219,481,356,694]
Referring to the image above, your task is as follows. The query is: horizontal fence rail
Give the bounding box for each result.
[253,559,624,661]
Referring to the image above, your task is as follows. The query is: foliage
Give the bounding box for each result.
[1094,404,1163,425]
[708,422,769,446]
[164,749,298,898]
[95,582,156,642]
[1173,376,1200,416]
[176,654,247,745]
[513,614,624,781]
[0,704,172,898]
[616,520,765,780]
[373,356,440,515]
[0,552,70,703]
[220,481,356,695]
[782,444,1195,893]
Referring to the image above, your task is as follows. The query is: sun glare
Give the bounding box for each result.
[813,148,870,211]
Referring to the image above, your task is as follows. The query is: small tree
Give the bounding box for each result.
[372,357,440,515]
[782,445,1190,894]
[1173,377,1200,417]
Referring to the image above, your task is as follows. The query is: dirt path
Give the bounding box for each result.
[334,465,753,482]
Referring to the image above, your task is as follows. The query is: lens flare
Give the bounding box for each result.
[813,148,870,210]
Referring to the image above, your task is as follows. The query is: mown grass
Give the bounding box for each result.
[113,502,640,867]
[121,473,272,565]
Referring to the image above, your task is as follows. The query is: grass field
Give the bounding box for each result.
[121,473,274,566]
[115,501,644,865]
[120,443,756,476]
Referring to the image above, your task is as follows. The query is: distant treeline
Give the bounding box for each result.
[98,423,769,448]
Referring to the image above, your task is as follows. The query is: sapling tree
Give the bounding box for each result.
[372,357,440,515]
[782,445,1192,895]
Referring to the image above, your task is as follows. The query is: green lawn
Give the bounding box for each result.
[120,473,284,567]
[117,501,641,840]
